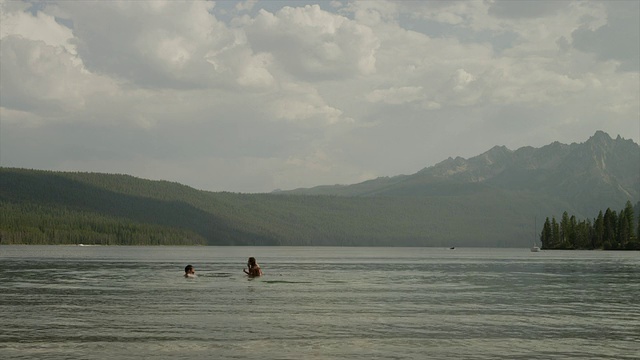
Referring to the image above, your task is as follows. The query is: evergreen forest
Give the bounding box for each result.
[540,201,640,250]
[1,167,638,248]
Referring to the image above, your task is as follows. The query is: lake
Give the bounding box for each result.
[1,246,638,359]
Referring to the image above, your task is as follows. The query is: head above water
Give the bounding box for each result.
[185,264,194,274]
[247,257,257,267]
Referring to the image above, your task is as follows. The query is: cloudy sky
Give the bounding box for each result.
[1,0,638,193]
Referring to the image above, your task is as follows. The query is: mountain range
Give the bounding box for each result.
[279,131,639,216]
[1,131,638,247]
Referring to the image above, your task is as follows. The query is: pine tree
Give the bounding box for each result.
[594,211,604,249]
[622,201,635,249]
[636,213,640,250]
[551,217,560,249]
[560,211,571,249]
[541,217,552,249]
[603,208,617,249]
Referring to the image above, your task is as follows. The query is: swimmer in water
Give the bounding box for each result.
[243,257,263,277]
[184,264,196,278]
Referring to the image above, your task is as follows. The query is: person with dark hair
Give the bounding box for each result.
[243,257,263,277]
[184,264,196,278]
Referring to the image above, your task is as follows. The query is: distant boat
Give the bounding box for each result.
[530,217,541,252]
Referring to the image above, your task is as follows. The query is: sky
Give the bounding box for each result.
[1,0,638,193]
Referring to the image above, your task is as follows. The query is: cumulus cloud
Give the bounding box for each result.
[487,0,569,19]
[0,1,76,53]
[570,1,640,71]
[366,86,424,105]
[1,36,87,115]
[235,51,276,88]
[0,0,638,193]
[451,69,476,92]
[0,10,117,123]
[245,4,379,80]
[269,83,349,125]
[235,0,258,13]
[53,1,239,88]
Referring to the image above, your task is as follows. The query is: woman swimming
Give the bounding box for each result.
[243,257,263,277]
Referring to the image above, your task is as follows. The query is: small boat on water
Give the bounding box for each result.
[530,217,540,252]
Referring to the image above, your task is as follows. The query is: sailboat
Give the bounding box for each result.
[530,217,541,252]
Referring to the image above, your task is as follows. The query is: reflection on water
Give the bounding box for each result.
[0,246,639,360]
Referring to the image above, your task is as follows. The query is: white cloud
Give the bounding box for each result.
[236,0,258,13]
[0,0,638,193]
[52,1,239,88]
[346,0,399,27]
[236,52,276,88]
[245,4,379,80]
[452,69,476,92]
[0,1,76,54]
[570,1,640,71]
[269,83,348,125]
[366,86,424,105]
[0,35,116,120]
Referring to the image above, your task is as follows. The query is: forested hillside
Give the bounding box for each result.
[1,167,576,247]
[1,132,637,247]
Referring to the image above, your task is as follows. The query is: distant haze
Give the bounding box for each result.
[1,0,638,193]
[281,131,639,216]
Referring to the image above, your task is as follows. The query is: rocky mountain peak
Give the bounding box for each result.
[586,130,613,148]
[279,131,638,214]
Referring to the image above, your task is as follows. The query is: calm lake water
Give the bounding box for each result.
[1,246,638,359]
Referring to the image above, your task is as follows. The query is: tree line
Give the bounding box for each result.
[540,200,639,250]
[2,167,637,247]
[0,202,206,245]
